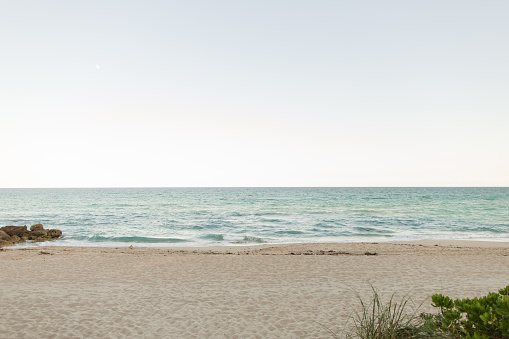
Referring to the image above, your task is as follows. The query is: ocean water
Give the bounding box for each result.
[0,187,508,247]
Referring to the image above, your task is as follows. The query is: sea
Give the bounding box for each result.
[0,187,508,247]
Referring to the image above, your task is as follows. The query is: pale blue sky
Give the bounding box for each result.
[1,0,508,187]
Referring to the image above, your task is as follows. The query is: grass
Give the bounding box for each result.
[335,286,451,339]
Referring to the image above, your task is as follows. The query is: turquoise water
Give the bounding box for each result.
[0,188,508,247]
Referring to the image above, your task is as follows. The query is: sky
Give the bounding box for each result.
[1,0,508,187]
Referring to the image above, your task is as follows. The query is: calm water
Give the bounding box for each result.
[0,187,508,247]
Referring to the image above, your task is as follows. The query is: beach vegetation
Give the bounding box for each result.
[342,285,509,338]
[424,286,509,339]
[342,286,444,339]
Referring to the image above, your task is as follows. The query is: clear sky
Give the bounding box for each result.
[1,0,508,187]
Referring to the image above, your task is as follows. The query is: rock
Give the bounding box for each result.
[0,226,29,237]
[31,230,48,238]
[30,224,44,231]
[10,235,21,243]
[46,229,62,239]
[0,240,14,248]
[0,225,62,246]
[0,230,10,241]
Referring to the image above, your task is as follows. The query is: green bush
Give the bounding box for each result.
[425,286,509,339]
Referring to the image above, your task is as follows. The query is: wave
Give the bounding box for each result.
[199,234,224,241]
[353,226,394,234]
[234,236,265,244]
[230,212,248,217]
[275,230,304,235]
[457,225,509,234]
[73,235,187,243]
[258,218,286,223]
[350,209,380,214]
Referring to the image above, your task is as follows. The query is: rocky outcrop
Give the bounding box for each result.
[30,224,44,231]
[46,229,62,238]
[0,226,29,238]
[0,230,11,241]
[0,224,63,248]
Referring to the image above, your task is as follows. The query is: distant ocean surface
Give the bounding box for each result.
[1,188,508,247]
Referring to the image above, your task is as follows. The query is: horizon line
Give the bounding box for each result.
[1,186,508,189]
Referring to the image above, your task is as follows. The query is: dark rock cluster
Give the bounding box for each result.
[0,224,62,248]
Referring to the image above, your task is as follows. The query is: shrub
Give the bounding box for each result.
[425,286,509,339]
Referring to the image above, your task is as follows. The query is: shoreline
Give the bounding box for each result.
[5,238,509,252]
[1,240,508,338]
[4,240,508,258]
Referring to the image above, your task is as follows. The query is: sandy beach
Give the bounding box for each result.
[1,240,508,338]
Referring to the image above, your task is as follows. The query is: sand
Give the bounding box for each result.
[1,241,508,338]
